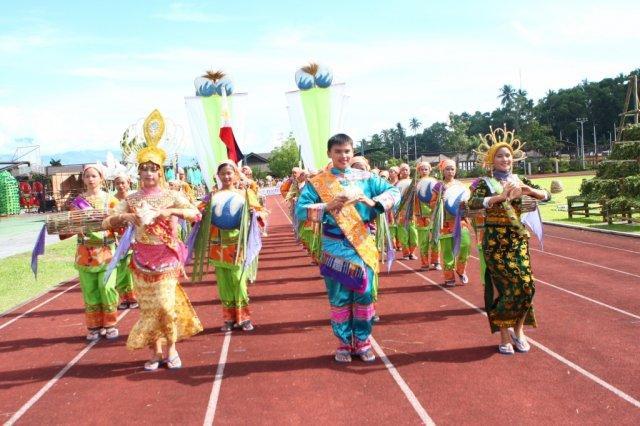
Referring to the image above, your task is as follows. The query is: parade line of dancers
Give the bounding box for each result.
[56,120,550,369]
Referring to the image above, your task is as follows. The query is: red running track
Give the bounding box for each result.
[0,195,638,425]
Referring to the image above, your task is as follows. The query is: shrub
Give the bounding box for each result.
[621,124,640,142]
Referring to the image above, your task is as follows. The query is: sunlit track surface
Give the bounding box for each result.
[1,195,638,424]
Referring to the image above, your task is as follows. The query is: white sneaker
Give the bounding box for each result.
[457,272,469,285]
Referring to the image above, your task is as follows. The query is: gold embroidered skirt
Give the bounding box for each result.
[126,268,203,350]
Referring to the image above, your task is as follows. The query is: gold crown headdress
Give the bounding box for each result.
[475,125,526,168]
[136,109,167,167]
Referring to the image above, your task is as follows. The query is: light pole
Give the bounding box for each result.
[576,117,587,169]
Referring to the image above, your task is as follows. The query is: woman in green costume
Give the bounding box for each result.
[468,128,550,355]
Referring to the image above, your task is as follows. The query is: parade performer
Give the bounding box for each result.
[193,160,264,332]
[113,174,137,310]
[287,168,319,261]
[468,127,550,355]
[66,164,120,341]
[387,166,400,250]
[414,162,440,271]
[296,134,400,363]
[395,163,418,259]
[434,159,471,287]
[103,110,203,370]
[177,167,196,202]
[240,165,260,193]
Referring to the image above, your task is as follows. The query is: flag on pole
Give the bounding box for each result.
[185,71,247,190]
[219,88,244,163]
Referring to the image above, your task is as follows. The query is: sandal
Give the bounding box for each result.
[498,343,515,355]
[166,354,182,370]
[86,329,101,341]
[356,347,376,363]
[105,327,119,340]
[509,329,531,353]
[220,321,234,332]
[334,348,352,363]
[144,358,163,371]
[457,272,469,285]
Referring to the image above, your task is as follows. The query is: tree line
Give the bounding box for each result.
[356,67,640,168]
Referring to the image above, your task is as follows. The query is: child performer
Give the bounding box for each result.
[103,111,203,370]
[468,127,550,355]
[395,163,418,259]
[296,134,400,363]
[208,160,265,332]
[113,173,137,310]
[436,160,471,287]
[68,164,120,341]
[414,162,440,271]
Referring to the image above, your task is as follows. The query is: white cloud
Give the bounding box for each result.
[152,2,237,23]
[2,7,640,160]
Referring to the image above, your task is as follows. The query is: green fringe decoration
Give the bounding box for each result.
[191,196,213,283]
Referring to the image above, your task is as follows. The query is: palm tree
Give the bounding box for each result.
[498,84,516,106]
[409,117,422,160]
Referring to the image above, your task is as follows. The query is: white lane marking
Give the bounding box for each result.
[469,255,640,321]
[371,337,435,425]
[396,261,640,409]
[530,248,640,279]
[0,282,80,331]
[203,331,232,426]
[4,310,131,426]
[546,234,640,254]
[276,196,435,424]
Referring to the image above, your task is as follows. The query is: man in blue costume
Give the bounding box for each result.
[296,134,400,363]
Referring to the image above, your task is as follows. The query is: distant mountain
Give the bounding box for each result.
[42,150,120,165]
[0,149,197,167]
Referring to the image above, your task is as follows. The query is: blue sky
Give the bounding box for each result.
[1,0,639,159]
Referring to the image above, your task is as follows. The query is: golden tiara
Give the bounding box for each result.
[475,125,526,167]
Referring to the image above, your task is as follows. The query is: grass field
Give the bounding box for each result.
[0,238,77,313]
[529,174,640,233]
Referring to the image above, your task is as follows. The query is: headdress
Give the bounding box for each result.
[438,159,456,171]
[136,109,167,167]
[349,156,370,171]
[217,159,239,174]
[83,163,105,178]
[475,125,526,168]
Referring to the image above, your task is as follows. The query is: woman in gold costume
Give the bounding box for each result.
[104,110,202,370]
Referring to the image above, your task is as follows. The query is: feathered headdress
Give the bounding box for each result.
[475,125,526,168]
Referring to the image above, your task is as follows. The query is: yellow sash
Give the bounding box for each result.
[310,171,379,273]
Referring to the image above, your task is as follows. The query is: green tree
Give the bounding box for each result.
[49,159,62,166]
[445,113,473,154]
[267,136,299,178]
[519,120,558,157]
[498,84,516,107]
[409,117,422,160]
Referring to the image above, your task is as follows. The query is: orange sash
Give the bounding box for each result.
[310,171,379,273]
